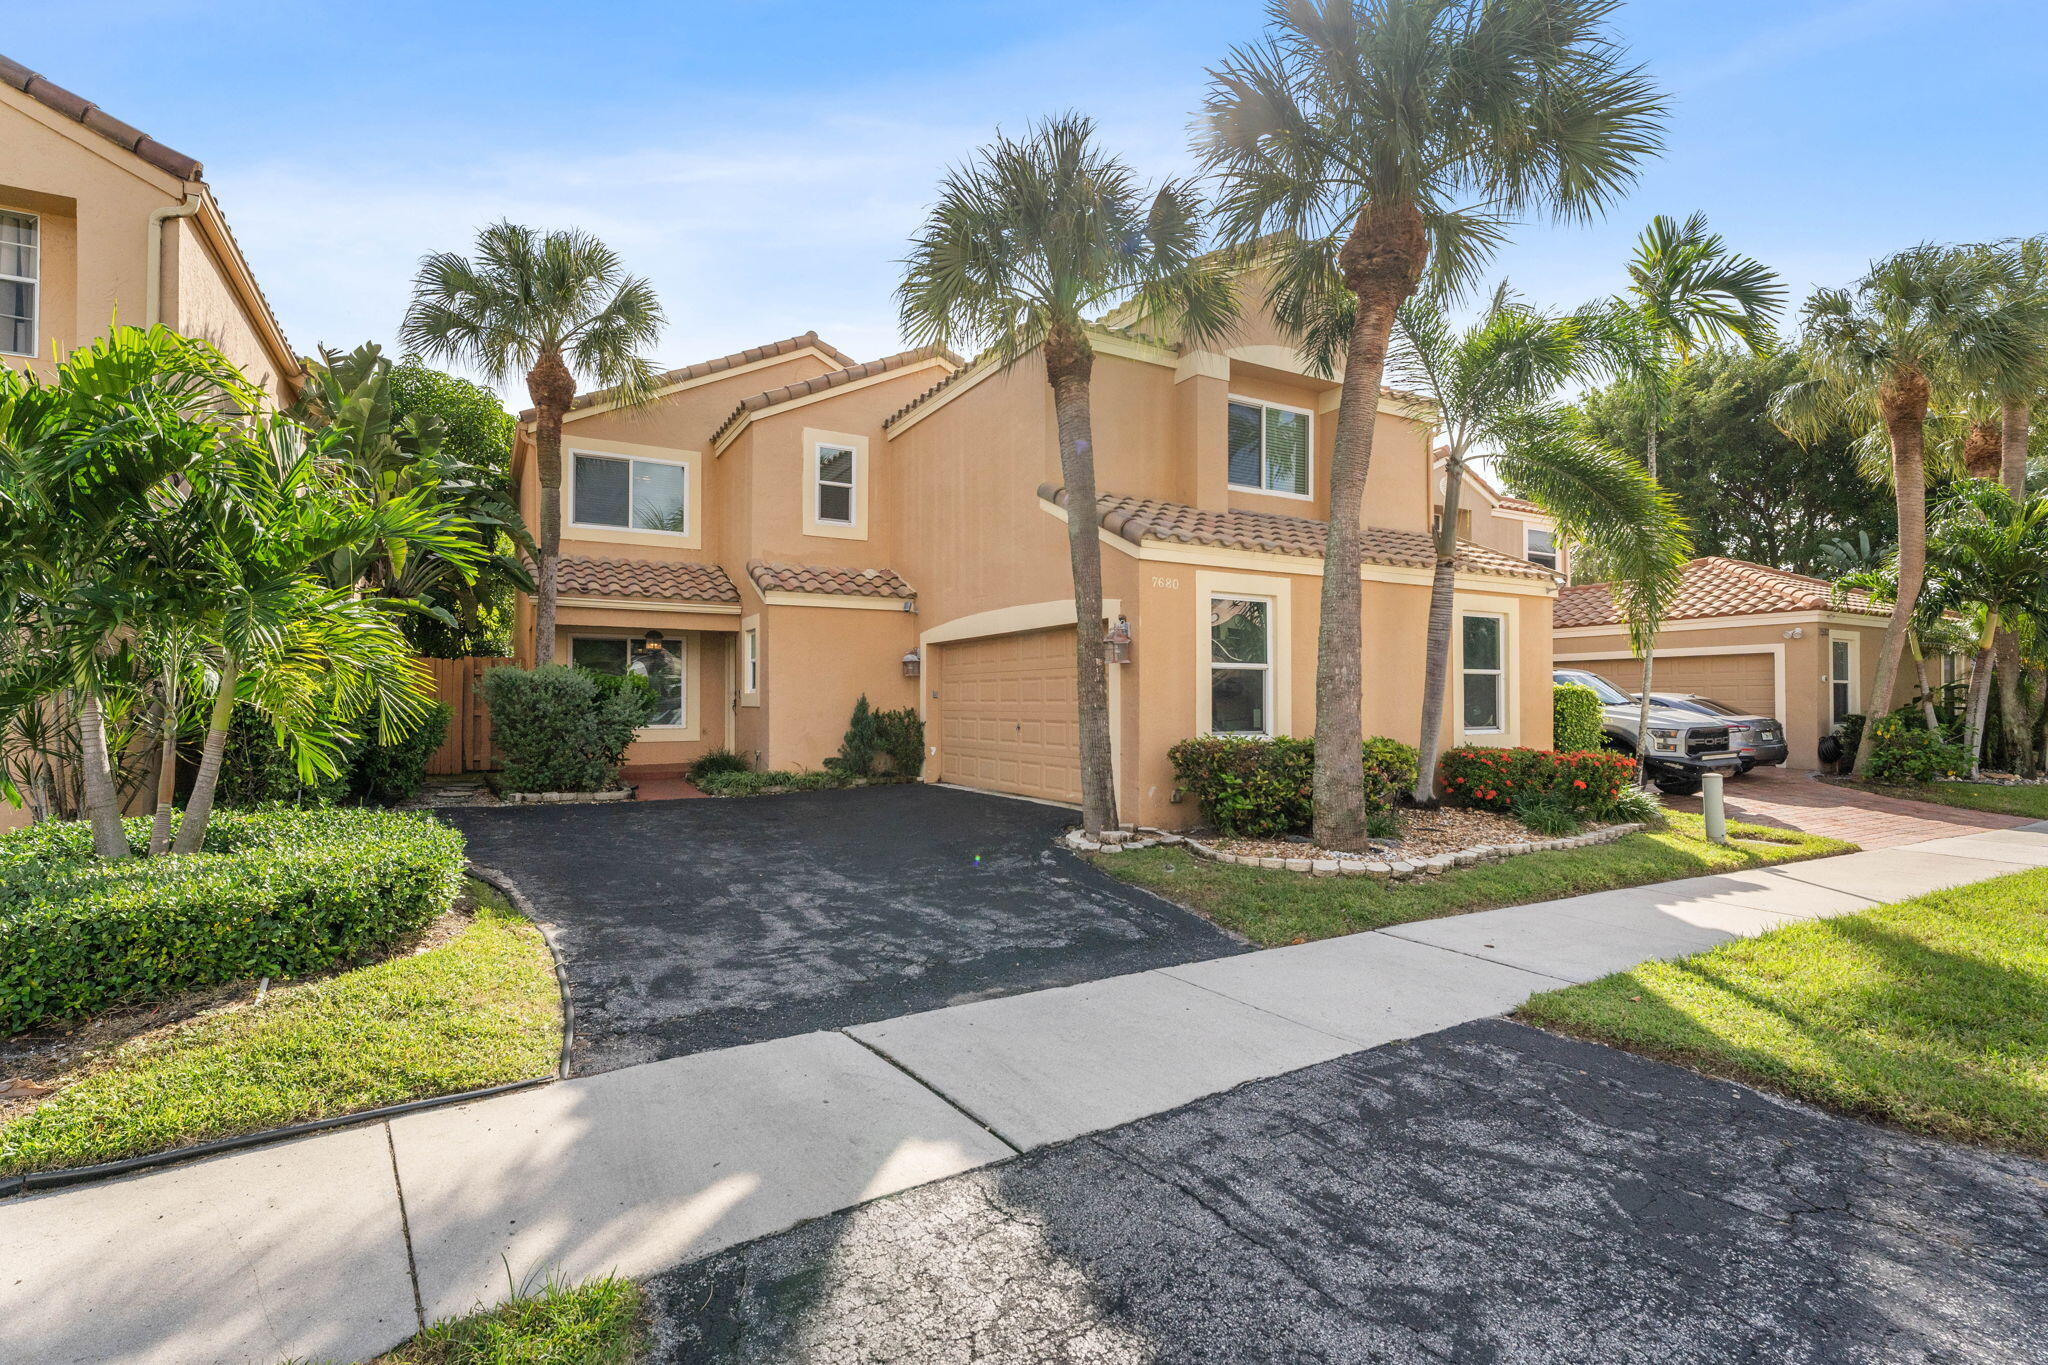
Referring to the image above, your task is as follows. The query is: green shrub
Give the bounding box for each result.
[1166,736,1404,838]
[686,749,750,783]
[1607,784,1666,826]
[696,768,855,797]
[480,665,655,793]
[1513,790,1586,837]
[1552,684,1606,754]
[213,706,349,809]
[1362,736,1421,794]
[1439,746,1636,819]
[0,806,465,1034]
[348,702,451,806]
[828,695,882,776]
[1865,714,1969,786]
[873,707,926,778]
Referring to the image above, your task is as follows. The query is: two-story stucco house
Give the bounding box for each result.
[511,283,1562,829]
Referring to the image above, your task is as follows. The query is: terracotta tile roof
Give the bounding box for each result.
[711,346,962,443]
[1496,495,1544,515]
[528,332,861,420]
[747,562,916,599]
[1555,557,1892,629]
[1040,485,1556,581]
[557,556,740,605]
[0,53,203,180]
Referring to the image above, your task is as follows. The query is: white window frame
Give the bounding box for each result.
[569,634,692,731]
[814,443,856,525]
[1830,634,1859,725]
[801,428,869,540]
[1460,612,1508,735]
[1226,395,1314,500]
[569,448,689,537]
[1524,524,1559,571]
[744,627,760,694]
[0,209,37,359]
[1207,593,1275,736]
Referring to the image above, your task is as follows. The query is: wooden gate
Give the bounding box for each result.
[425,656,510,774]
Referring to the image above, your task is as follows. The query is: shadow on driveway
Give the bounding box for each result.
[445,784,1242,1073]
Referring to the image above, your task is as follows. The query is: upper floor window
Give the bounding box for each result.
[1525,525,1558,570]
[572,451,686,533]
[815,444,856,524]
[0,211,36,358]
[1227,398,1311,498]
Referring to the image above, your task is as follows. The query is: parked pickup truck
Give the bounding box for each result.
[1644,692,1789,772]
[1552,668,1744,796]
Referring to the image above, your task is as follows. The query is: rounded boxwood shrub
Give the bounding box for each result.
[1553,683,1606,754]
[0,806,466,1034]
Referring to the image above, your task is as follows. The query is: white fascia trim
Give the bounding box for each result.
[561,347,845,424]
[557,596,742,616]
[713,359,955,456]
[760,592,915,612]
[1553,609,1892,639]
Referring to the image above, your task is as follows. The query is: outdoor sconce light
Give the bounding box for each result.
[902,649,922,678]
[1104,615,1133,665]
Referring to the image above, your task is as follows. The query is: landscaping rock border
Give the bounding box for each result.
[497,787,633,805]
[1062,822,1645,879]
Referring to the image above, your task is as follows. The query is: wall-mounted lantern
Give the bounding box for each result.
[1104,615,1133,665]
[902,649,922,678]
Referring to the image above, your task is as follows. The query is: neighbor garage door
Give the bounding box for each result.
[1581,652,1778,719]
[935,627,1082,804]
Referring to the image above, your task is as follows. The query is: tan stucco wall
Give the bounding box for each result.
[737,597,919,773]
[1557,614,1915,770]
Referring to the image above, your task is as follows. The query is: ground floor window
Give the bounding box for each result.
[1461,614,1505,732]
[1210,596,1272,734]
[1831,637,1855,725]
[573,634,685,727]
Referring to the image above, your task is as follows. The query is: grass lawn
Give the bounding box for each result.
[363,1275,644,1365]
[1095,812,1853,947]
[0,887,561,1177]
[1846,779,2048,821]
[1519,868,2048,1157]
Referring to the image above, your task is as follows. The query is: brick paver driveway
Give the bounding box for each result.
[1670,764,2031,847]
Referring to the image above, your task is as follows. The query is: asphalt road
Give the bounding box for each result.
[445,784,1244,1073]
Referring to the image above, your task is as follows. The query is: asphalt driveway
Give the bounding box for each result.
[445,785,1243,1073]
[645,1019,2048,1363]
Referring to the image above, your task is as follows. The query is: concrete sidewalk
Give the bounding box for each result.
[5,824,2045,1365]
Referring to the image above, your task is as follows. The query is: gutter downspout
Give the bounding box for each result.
[146,190,204,328]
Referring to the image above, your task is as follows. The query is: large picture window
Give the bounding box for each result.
[1210,596,1272,734]
[572,635,684,727]
[815,444,856,524]
[572,451,686,533]
[1462,614,1505,732]
[0,211,36,358]
[1226,398,1311,498]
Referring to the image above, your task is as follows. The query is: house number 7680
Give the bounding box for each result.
[1151,575,1180,589]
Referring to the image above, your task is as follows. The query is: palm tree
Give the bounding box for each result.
[899,113,1236,837]
[1196,0,1666,849]
[1777,243,2048,774]
[1922,482,2048,775]
[400,223,663,665]
[1580,213,1782,781]
[1395,287,1688,801]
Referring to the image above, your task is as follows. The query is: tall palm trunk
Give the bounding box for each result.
[526,351,576,667]
[1317,204,1426,851]
[1909,634,1939,731]
[172,659,240,855]
[1631,417,1663,785]
[1964,632,1998,779]
[2000,399,2030,497]
[1853,370,1932,775]
[76,690,129,860]
[1412,450,1466,805]
[150,664,180,855]
[1045,333,1117,837]
[1991,398,2033,773]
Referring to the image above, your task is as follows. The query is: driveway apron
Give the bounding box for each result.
[444,784,1244,1073]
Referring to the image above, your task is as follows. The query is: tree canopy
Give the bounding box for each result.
[1575,349,1895,575]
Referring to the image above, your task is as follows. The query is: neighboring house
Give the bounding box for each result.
[0,54,297,401]
[1436,465,1565,578]
[1554,556,1940,769]
[1,56,299,834]
[510,289,1562,827]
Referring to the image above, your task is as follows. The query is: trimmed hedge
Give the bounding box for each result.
[1553,684,1606,754]
[0,806,466,1034]
[1439,746,1636,819]
[696,768,859,797]
[1166,736,1417,838]
[480,665,656,793]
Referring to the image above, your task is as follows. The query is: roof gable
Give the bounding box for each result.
[0,53,201,180]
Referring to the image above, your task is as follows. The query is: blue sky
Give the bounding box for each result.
[13,1,2048,392]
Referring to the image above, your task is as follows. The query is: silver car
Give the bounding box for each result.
[1645,693,1789,772]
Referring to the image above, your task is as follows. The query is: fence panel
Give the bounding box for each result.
[425,656,510,774]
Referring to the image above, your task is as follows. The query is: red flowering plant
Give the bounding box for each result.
[1437,747,1634,818]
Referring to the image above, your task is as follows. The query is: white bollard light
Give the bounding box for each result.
[1702,770,1728,845]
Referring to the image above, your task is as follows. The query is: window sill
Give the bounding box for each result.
[1226,482,1313,502]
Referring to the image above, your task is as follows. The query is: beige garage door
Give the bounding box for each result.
[1581,652,1778,718]
[936,627,1082,804]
